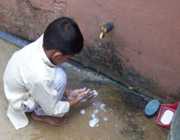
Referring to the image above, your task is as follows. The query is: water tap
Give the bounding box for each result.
[99,22,114,39]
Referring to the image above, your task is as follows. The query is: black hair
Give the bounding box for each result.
[43,17,84,55]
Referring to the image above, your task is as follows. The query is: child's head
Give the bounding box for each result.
[43,17,84,65]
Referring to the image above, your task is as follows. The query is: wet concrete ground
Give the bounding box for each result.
[0,39,167,140]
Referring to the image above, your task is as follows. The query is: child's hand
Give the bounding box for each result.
[68,88,90,106]
[67,87,89,100]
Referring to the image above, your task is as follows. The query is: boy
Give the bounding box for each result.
[3,17,90,129]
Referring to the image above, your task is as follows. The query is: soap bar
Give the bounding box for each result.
[160,110,174,125]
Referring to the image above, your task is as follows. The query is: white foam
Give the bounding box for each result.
[89,118,99,128]
[100,103,106,112]
[80,109,86,115]
[92,90,98,97]
[93,109,99,114]
[91,113,96,119]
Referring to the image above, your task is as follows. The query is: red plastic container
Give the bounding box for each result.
[155,102,179,128]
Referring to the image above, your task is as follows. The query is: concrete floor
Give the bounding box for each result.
[0,39,167,140]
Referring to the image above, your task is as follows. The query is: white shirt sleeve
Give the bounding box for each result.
[30,80,70,117]
[4,84,32,129]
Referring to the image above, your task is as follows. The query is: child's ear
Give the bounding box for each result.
[54,51,63,58]
[51,51,63,62]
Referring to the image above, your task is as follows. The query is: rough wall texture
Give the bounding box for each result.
[0,0,180,99]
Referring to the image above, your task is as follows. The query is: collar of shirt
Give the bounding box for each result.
[37,34,56,68]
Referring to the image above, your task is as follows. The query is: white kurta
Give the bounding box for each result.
[3,35,70,129]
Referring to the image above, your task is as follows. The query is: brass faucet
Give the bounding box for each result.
[99,22,114,39]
